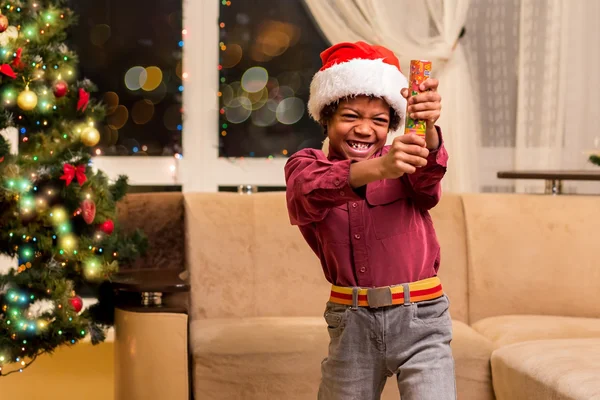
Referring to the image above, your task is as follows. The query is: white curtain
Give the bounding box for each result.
[513,0,600,194]
[304,0,480,193]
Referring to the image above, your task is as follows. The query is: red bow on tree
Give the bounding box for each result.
[0,63,16,79]
[60,164,87,186]
[77,88,89,112]
[11,48,23,70]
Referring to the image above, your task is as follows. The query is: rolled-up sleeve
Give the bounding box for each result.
[403,127,448,210]
[284,149,362,225]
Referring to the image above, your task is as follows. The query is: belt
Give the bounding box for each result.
[329,277,443,308]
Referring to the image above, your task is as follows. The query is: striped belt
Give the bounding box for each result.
[329,277,443,308]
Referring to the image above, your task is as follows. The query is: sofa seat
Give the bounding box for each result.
[472,315,600,348]
[491,339,600,400]
[190,317,494,400]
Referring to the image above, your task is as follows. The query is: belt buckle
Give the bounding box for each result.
[366,287,392,308]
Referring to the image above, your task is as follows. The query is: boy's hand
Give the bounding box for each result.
[379,134,430,179]
[401,78,442,149]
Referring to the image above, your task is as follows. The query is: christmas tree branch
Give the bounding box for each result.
[0,352,40,377]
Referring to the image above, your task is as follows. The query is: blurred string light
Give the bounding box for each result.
[218,1,304,158]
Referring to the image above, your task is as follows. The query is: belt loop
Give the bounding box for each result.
[351,287,359,310]
[402,283,411,306]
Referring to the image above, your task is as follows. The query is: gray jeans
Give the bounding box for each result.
[318,295,456,400]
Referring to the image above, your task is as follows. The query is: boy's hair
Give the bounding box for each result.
[318,96,401,134]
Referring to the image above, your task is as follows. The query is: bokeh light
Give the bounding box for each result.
[142,67,163,91]
[242,87,268,111]
[225,97,252,124]
[132,100,155,125]
[102,125,119,146]
[90,24,111,46]
[221,43,243,68]
[251,101,277,127]
[102,92,119,115]
[107,105,129,130]
[276,97,305,125]
[241,67,268,93]
[124,66,147,91]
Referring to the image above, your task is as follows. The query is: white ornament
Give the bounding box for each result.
[28,299,55,318]
[0,26,18,46]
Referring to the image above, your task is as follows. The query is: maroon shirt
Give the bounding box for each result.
[284,131,448,287]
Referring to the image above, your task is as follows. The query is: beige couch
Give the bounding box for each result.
[185,192,600,400]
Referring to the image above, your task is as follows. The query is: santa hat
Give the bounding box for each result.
[307,41,408,124]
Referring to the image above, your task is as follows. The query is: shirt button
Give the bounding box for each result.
[359,267,366,273]
[339,190,345,196]
[334,179,340,186]
[354,234,361,240]
[352,203,358,208]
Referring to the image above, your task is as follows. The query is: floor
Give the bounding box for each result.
[0,342,114,400]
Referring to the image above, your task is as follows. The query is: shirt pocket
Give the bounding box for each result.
[366,179,418,240]
[317,202,350,244]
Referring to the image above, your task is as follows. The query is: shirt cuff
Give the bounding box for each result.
[427,126,448,168]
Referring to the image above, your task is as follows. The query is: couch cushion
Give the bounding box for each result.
[491,339,600,400]
[462,194,600,323]
[473,315,600,348]
[190,318,493,400]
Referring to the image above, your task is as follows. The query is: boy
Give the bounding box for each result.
[284,41,454,400]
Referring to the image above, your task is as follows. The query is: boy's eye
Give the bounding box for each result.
[374,118,389,124]
[342,114,357,119]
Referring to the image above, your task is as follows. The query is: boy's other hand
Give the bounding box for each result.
[379,134,429,179]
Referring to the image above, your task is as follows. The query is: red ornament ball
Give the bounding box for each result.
[99,219,114,235]
[0,15,8,33]
[69,295,83,313]
[53,80,68,98]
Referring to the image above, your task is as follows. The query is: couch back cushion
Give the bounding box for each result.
[186,192,469,323]
[462,194,600,323]
[430,194,469,323]
[185,192,328,320]
[117,192,185,271]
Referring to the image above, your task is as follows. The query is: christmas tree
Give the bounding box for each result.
[0,0,145,376]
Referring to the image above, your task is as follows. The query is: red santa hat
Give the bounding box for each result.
[308,41,408,125]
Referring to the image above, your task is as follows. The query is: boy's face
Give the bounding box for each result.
[326,96,391,161]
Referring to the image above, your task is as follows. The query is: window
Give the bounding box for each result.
[218,0,327,158]
[69,0,183,157]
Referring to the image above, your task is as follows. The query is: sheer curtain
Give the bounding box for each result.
[513,0,600,193]
[303,0,480,193]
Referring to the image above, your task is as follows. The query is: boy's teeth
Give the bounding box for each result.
[350,141,369,150]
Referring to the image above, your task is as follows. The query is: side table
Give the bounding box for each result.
[112,270,191,400]
[497,170,600,195]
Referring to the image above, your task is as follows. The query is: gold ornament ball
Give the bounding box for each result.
[81,126,101,147]
[17,89,38,111]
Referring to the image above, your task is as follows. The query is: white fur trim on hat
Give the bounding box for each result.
[308,58,408,124]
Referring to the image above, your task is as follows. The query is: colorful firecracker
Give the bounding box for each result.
[404,60,432,137]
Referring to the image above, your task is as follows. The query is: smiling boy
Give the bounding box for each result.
[284,42,454,399]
